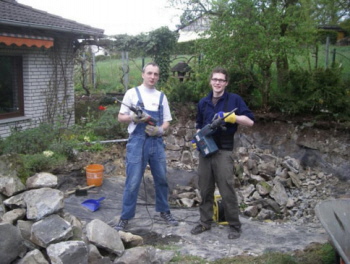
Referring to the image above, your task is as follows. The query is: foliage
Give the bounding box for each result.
[147,27,179,84]
[174,40,197,55]
[317,30,338,44]
[310,0,350,25]
[293,243,336,264]
[271,66,350,117]
[168,242,336,264]
[0,100,129,180]
[19,153,67,180]
[340,18,350,36]
[2,123,60,155]
[194,0,317,108]
[93,105,128,139]
[162,70,210,103]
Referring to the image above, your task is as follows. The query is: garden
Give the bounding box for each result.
[1,1,350,261]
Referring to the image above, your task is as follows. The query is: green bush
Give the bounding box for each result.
[228,70,259,108]
[18,153,67,182]
[2,123,60,155]
[94,106,128,139]
[174,41,196,55]
[271,66,350,118]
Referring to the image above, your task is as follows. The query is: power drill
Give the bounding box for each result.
[115,99,157,126]
[193,108,237,157]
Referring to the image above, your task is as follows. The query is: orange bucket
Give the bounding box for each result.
[86,164,104,186]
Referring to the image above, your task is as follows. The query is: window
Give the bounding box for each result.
[0,55,24,119]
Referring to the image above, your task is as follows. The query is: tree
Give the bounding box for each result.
[170,0,317,108]
[145,27,179,84]
[311,0,350,25]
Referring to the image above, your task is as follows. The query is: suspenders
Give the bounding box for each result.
[135,87,164,109]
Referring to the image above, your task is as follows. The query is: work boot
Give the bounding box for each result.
[191,224,211,235]
[114,219,128,231]
[160,212,179,226]
[228,225,241,239]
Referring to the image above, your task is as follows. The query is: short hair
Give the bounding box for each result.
[210,67,229,82]
[142,62,159,73]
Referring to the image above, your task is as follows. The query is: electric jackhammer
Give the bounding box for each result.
[115,99,157,126]
[193,108,237,157]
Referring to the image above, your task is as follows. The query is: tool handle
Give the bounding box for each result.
[210,108,238,129]
[116,99,157,126]
[145,114,157,126]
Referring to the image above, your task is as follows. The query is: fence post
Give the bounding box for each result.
[325,36,330,68]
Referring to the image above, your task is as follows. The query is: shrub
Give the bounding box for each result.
[18,152,67,182]
[94,106,128,139]
[228,70,259,108]
[271,66,349,118]
[2,123,60,155]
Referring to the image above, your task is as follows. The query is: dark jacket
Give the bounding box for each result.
[196,90,254,150]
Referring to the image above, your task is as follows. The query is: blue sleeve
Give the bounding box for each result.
[232,94,255,122]
[196,99,204,129]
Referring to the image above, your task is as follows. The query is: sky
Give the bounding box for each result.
[17,0,182,36]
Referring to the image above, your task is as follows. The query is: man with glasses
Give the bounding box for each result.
[191,66,254,239]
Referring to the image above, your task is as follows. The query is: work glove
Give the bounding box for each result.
[191,139,199,151]
[145,125,164,137]
[217,111,236,124]
[131,112,149,124]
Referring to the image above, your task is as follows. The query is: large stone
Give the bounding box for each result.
[26,172,58,189]
[1,208,26,224]
[3,191,26,209]
[0,222,26,264]
[31,214,73,248]
[288,171,302,188]
[114,246,156,264]
[47,241,88,264]
[17,249,49,264]
[86,219,124,256]
[270,179,289,206]
[119,231,144,248]
[24,188,64,220]
[0,175,26,197]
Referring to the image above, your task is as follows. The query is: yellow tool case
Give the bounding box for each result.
[213,195,228,225]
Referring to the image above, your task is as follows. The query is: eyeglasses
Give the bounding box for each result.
[211,78,227,83]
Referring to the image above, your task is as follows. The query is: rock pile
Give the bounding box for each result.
[164,118,348,226]
[0,166,174,264]
[168,147,339,226]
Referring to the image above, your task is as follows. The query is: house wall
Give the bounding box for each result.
[0,38,75,138]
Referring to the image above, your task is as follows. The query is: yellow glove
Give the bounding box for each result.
[217,111,236,124]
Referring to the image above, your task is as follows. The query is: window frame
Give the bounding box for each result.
[0,55,24,120]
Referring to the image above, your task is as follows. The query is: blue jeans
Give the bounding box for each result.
[120,132,169,220]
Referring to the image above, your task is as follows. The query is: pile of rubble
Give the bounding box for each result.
[0,166,174,264]
[169,146,339,227]
[164,119,345,227]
